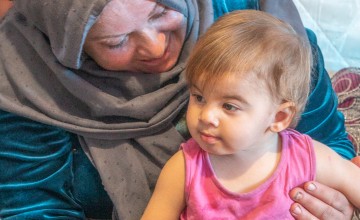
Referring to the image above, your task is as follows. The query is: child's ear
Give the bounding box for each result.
[270,102,296,132]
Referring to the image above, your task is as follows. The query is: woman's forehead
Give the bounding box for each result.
[90,0,156,32]
[103,0,156,18]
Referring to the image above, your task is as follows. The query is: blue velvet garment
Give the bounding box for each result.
[295,29,355,159]
[212,0,259,19]
[0,110,84,219]
[0,0,354,219]
[0,110,113,219]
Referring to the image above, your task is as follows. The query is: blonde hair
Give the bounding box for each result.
[186,10,312,127]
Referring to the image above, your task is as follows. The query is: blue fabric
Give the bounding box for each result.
[295,29,355,159]
[0,110,112,219]
[0,110,85,219]
[212,0,259,19]
[71,135,113,218]
[0,0,354,219]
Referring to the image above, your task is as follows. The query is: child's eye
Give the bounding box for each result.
[192,94,205,103]
[223,103,239,111]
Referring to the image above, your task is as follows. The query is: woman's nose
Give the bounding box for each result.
[198,106,220,127]
[137,29,166,59]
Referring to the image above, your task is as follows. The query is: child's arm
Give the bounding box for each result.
[314,140,360,209]
[141,150,186,220]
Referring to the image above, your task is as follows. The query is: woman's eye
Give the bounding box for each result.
[223,103,238,111]
[150,7,167,20]
[107,36,128,49]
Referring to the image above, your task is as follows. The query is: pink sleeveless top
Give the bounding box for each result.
[180,129,316,220]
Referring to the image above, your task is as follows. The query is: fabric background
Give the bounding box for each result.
[331,67,360,156]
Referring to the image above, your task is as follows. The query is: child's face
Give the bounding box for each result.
[186,73,279,156]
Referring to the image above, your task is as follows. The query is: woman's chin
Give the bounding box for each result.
[138,61,178,74]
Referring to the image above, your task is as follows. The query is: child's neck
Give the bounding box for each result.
[209,132,282,193]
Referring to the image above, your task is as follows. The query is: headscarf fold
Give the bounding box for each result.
[0,0,213,218]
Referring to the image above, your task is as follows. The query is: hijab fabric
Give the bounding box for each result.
[0,0,213,219]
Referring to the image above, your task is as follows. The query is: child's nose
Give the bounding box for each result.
[198,106,220,127]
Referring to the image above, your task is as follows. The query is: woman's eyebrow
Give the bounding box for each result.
[90,4,160,41]
[91,34,124,41]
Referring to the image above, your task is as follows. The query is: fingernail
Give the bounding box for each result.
[306,183,317,191]
[292,205,302,215]
[293,191,303,201]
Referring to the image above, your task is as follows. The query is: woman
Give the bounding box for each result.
[0,0,357,219]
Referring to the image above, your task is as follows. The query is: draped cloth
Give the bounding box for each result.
[0,0,213,218]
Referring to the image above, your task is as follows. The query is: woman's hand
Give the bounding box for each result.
[289,182,353,219]
[289,156,360,219]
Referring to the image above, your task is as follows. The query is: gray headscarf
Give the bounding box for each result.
[0,0,213,219]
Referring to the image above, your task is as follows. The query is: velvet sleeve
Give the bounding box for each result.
[0,110,85,219]
[212,0,259,20]
[295,29,355,159]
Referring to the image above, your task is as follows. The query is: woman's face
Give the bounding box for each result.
[84,0,187,74]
